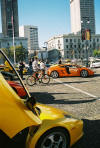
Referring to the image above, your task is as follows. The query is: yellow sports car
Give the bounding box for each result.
[0,49,83,148]
[0,61,27,75]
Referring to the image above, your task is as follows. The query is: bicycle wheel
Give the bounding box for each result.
[26,75,36,86]
[41,74,50,84]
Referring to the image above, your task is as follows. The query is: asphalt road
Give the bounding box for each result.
[25,68,100,148]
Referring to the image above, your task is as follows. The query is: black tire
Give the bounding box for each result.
[41,74,50,84]
[35,127,70,148]
[50,71,59,78]
[80,70,88,77]
[26,75,36,86]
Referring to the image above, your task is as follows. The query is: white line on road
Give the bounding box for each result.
[54,79,98,98]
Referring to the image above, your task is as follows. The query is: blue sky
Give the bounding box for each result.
[0,0,100,46]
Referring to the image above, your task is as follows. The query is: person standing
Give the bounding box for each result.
[19,61,25,79]
[29,58,32,74]
[58,58,62,64]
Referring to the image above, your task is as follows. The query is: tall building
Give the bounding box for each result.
[19,25,39,52]
[70,0,95,34]
[1,0,19,37]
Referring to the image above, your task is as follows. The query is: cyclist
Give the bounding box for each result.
[32,57,39,79]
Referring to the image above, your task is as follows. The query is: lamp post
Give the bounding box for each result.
[81,19,90,67]
[86,40,89,67]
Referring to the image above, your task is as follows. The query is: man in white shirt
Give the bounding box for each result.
[32,57,39,79]
[32,57,39,72]
[40,60,45,75]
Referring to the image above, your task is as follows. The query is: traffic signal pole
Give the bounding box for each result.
[86,40,89,67]
[81,29,91,67]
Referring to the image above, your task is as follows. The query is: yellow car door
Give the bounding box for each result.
[0,73,41,138]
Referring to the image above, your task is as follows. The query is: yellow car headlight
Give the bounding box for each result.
[64,114,81,120]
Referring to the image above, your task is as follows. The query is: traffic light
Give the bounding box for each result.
[85,29,91,40]
[81,29,91,41]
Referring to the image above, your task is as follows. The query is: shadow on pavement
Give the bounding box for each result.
[31,92,100,148]
[31,92,97,105]
[72,119,100,148]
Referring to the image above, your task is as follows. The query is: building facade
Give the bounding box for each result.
[1,0,19,37]
[19,25,39,53]
[47,34,100,59]
[70,0,95,34]
[0,33,28,50]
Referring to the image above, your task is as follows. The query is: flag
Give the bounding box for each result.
[11,12,14,27]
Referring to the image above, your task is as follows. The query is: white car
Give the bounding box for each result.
[90,60,100,68]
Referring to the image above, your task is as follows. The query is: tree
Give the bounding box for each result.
[14,45,28,62]
[93,49,100,57]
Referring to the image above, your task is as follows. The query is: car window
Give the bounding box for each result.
[94,60,100,63]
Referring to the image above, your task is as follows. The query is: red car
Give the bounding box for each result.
[7,80,27,98]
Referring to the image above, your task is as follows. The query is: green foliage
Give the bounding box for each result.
[93,49,100,57]
[14,45,28,62]
[1,45,28,63]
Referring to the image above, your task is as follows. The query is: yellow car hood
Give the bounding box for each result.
[36,103,65,120]
[0,74,41,138]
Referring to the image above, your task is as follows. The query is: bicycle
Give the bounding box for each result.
[26,70,50,86]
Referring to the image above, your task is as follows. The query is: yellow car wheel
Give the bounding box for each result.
[35,127,70,148]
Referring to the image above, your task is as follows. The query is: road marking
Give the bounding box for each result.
[54,79,98,98]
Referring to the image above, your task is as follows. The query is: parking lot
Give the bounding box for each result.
[25,68,100,148]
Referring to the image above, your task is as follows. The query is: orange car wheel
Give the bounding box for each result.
[51,71,59,78]
[80,70,88,78]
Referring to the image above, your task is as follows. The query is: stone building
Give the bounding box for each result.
[47,34,100,59]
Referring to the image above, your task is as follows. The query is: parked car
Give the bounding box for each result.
[90,60,100,68]
[47,63,94,78]
[0,49,83,148]
[7,80,27,99]
[1,71,15,80]
[0,62,27,75]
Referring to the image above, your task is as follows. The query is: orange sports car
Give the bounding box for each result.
[47,63,94,78]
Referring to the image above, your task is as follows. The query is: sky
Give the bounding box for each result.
[0,0,100,47]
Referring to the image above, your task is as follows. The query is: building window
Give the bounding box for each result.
[66,39,68,42]
[93,38,95,42]
[97,38,99,42]
[67,51,69,54]
[74,45,76,48]
[82,44,84,48]
[78,39,80,42]
[7,42,10,47]
[66,45,68,48]
[70,39,72,42]
[70,45,72,48]
[74,39,76,42]
[20,42,22,46]
[58,40,60,43]
[78,44,80,48]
